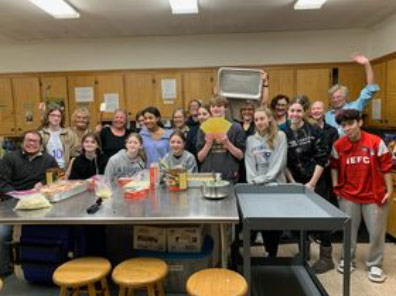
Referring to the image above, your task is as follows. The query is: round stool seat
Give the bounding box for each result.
[186,268,248,296]
[53,257,111,287]
[112,257,168,287]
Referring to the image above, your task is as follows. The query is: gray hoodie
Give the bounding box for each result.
[160,150,198,173]
[104,149,146,184]
[245,131,287,184]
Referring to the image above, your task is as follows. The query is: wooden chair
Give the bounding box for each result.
[52,257,111,296]
[186,268,248,296]
[112,257,168,296]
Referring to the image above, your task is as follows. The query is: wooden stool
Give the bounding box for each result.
[0,278,3,291]
[186,268,248,296]
[53,257,111,296]
[112,257,168,296]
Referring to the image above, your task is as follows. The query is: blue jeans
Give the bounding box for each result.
[0,225,12,275]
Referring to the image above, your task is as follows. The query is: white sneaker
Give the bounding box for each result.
[368,266,386,283]
[337,259,355,274]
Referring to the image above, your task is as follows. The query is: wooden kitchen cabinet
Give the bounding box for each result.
[365,61,386,126]
[154,72,183,119]
[0,78,16,135]
[266,68,295,104]
[40,76,69,126]
[96,74,125,121]
[296,68,331,107]
[182,70,216,108]
[124,73,155,119]
[12,77,41,134]
[386,179,396,238]
[67,75,98,129]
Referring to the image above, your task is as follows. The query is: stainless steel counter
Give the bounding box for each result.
[0,187,239,225]
[0,186,239,268]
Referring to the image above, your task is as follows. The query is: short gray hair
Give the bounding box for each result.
[328,84,349,98]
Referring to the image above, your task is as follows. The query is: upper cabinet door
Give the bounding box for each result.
[40,76,69,126]
[96,74,125,121]
[124,73,155,120]
[387,58,396,94]
[337,65,366,102]
[68,75,97,129]
[12,77,41,133]
[154,73,183,119]
[365,62,386,126]
[183,71,216,108]
[296,68,331,107]
[266,68,295,104]
[0,78,16,135]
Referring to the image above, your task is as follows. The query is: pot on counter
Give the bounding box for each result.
[201,180,230,200]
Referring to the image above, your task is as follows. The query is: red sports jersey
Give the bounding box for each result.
[330,131,392,204]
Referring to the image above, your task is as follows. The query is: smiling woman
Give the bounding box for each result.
[99,109,132,159]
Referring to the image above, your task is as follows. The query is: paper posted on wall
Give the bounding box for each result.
[75,87,94,102]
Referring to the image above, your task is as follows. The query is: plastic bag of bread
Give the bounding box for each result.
[14,194,52,211]
[93,175,112,199]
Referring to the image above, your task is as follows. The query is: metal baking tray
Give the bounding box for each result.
[41,180,89,203]
[218,67,262,100]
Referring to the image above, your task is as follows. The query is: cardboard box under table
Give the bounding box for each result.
[235,184,352,296]
[135,236,213,294]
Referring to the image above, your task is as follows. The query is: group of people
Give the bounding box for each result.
[0,54,393,283]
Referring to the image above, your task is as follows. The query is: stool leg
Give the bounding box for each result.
[147,285,156,296]
[127,287,135,296]
[100,278,111,296]
[59,286,68,296]
[157,281,165,296]
[87,283,97,296]
[71,287,80,296]
[118,286,127,296]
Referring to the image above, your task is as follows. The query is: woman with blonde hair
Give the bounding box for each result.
[244,107,287,257]
[70,107,92,150]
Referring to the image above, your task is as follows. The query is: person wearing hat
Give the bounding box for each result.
[330,109,393,283]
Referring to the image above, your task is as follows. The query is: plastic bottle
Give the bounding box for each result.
[150,162,160,188]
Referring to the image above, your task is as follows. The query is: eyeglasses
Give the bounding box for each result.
[24,138,40,144]
[49,114,62,118]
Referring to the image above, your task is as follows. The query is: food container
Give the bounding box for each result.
[165,168,187,192]
[187,173,216,188]
[40,180,89,203]
[218,67,263,100]
[201,180,231,200]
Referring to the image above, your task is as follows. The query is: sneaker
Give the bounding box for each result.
[368,266,386,283]
[337,259,355,274]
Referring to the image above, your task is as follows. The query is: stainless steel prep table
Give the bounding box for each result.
[235,184,352,296]
[0,187,239,268]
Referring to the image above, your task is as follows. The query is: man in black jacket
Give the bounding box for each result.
[0,130,57,276]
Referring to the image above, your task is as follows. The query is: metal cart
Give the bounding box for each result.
[235,184,351,296]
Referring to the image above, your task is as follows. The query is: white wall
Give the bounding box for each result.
[368,13,396,59]
[0,29,369,73]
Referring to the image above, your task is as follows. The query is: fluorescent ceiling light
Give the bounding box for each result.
[29,0,80,19]
[169,0,199,14]
[294,0,327,10]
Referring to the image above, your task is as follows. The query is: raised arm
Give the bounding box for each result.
[352,53,374,84]
[260,70,269,106]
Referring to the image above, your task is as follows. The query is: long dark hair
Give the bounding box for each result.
[143,106,164,128]
[81,132,102,155]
